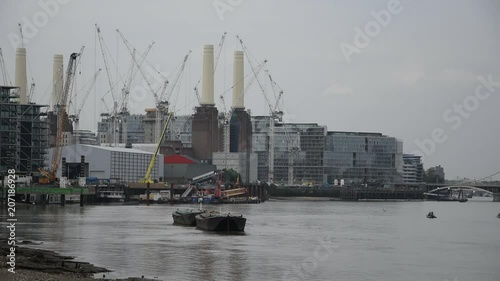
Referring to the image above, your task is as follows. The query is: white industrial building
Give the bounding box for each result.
[45,144,163,182]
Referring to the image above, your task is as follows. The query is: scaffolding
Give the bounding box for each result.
[0,86,48,174]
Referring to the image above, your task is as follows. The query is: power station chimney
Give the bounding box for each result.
[232,51,244,109]
[15,48,27,104]
[200,44,215,106]
[52,54,64,109]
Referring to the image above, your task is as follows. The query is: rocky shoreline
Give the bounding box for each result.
[0,240,157,281]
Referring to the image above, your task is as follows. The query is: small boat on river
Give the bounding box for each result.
[427,212,437,219]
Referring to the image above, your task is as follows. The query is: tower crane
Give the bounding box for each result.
[17,24,36,103]
[18,23,25,48]
[0,48,12,86]
[116,33,155,114]
[158,50,191,141]
[237,35,298,185]
[69,69,102,142]
[117,29,168,142]
[266,70,297,186]
[264,69,284,184]
[159,50,191,107]
[119,42,154,144]
[96,24,120,145]
[38,52,80,183]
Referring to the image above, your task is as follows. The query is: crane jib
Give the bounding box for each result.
[142,112,173,183]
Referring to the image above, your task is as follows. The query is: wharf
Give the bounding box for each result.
[268,187,423,201]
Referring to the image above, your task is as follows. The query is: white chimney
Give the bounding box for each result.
[15,48,27,104]
[52,54,64,109]
[232,51,244,109]
[200,44,215,106]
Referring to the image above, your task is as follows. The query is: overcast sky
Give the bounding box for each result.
[0,0,499,180]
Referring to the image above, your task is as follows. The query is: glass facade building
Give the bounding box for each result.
[402,154,424,183]
[251,116,326,185]
[324,131,403,186]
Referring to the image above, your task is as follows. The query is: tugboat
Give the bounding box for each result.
[195,211,246,232]
[426,211,437,219]
[172,209,206,226]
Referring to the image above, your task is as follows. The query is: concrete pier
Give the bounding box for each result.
[494,193,500,202]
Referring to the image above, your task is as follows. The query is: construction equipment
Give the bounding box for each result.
[96,24,120,145]
[118,29,173,143]
[237,36,297,185]
[263,70,285,184]
[69,69,102,139]
[0,48,12,86]
[140,112,174,184]
[38,52,80,183]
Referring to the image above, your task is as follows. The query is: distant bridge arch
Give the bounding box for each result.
[427,185,493,195]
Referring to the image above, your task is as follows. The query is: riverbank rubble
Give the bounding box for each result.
[0,240,159,280]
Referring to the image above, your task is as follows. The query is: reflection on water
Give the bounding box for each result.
[1,198,499,281]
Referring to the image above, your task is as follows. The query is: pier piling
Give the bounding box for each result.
[494,193,500,202]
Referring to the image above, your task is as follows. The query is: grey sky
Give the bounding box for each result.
[0,0,499,180]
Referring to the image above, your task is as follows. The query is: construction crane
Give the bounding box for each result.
[96,24,121,145]
[151,50,192,141]
[140,112,174,184]
[265,70,284,184]
[27,82,35,103]
[38,52,80,183]
[117,29,160,104]
[219,59,267,153]
[0,48,12,86]
[69,68,102,141]
[268,72,297,186]
[18,23,25,48]
[194,32,227,104]
[159,50,192,107]
[118,38,154,114]
[117,29,168,142]
[237,35,298,185]
[17,24,36,103]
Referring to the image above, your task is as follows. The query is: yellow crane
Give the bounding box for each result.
[38,52,80,183]
[140,112,173,184]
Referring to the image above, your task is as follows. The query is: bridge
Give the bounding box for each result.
[425,183,500,193]
[424,185,499,202]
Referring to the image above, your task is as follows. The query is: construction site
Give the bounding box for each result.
[0,25,406,205]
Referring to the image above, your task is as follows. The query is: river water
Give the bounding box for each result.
[1,198,499,281]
